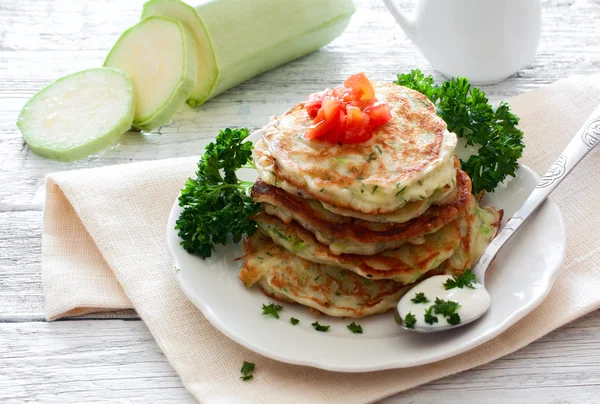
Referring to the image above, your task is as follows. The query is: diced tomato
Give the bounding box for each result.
[348,97,376,110]
[331,86,355,103]
[344,106,372,143]
[364,102,392,126]
[304,73,389,144]
[305,96,343,140]
[304,91,327,118]
[344,72,375,101]
[304,99,322,118]
[326,108,347,143]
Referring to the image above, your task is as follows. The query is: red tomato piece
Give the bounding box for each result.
[344,105,372,143]
[364,102,392,126]
[304,91,327,118]
[305,96,343,140]
[331,86,356,103]
[305,100,322,118]
[326,108,347,143]
[344,73,375,101]
[348,97,376,110]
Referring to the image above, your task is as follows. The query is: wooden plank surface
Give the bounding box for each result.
[1,0,600,402]
[1,313,600,403]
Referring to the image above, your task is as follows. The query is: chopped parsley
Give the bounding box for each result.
[432,298,460,316]
[424,306,438,325]
[240,361,255,381]
[311,321,330,332]
[443,269,477,290]
[272,228,291,241]
[261,302,283,319]
[447,313,461,325]
[290,317,299,325]
[404,312,417,329]
[347,322,363,334]
[411,292,429,304]
[372,185,378,194]
[366,152,377,162]
[375,145,383,154]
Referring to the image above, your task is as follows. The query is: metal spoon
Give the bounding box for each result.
[396,103,600,333]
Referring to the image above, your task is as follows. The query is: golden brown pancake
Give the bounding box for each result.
[239,231,414,318]
[253,82,457,214]
[252,166,472,255]
[254,212,460,283]
[441,194,503,273]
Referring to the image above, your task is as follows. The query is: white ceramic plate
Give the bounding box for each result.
[166,136,565,372]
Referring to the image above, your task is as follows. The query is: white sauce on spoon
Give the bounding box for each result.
[397,275,491,329]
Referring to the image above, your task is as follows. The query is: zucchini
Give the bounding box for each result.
[17,68,135,162]
[104,16,197,131]
[141,0,356,106]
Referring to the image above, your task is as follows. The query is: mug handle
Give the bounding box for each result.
[382,0,418,41]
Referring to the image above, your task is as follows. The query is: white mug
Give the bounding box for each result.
[383,0,542,84]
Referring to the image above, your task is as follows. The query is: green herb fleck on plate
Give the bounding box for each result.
[347,322,363,334]
[262,302,283,319]
[240,361,255,381]
[311,321,330,332]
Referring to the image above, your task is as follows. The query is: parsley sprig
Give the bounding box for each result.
[432,298,461,325]
[394,70,525,195]
[176,128,260,258]
[424,306,438,325]
[347,322,363,334]
[311,321,330,332]
[411,292,430,304]
[262,302,283,319]
[404,312,417,329]
[290,317,299,325]
[240,361,255,381]
[443,269,477,290]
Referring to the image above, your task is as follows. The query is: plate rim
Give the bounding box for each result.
[166,165,566,372]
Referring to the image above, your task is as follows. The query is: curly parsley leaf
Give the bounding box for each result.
[394,70,525,195]
[444,269,477,290]
[411,292,430,304]
[240,361,255,381]
[432,298,461,318]
[404,312,417,329]
[424,306,438,325]
[290,317,299,325]
[447,312,461,325]
[311,321,330,332]
[262,302,283,319]
[175,128,261,258]
[347,322,363,334]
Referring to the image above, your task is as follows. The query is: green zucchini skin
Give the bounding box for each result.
[142,0,356,107]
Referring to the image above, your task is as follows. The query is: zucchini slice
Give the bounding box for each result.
[104,16,197,131]
[17,68,135,162]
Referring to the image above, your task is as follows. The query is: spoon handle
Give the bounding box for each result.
[473,104,600,282]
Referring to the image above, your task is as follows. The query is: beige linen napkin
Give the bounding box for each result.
[43,75,600,403]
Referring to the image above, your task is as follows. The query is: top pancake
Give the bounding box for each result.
[254,81,457,214]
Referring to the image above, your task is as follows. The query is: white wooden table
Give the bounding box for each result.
[1,0,599,402]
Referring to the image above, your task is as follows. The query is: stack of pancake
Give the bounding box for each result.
[239,82,502,318]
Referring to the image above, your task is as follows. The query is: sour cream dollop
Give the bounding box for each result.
[397,275,491,329]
